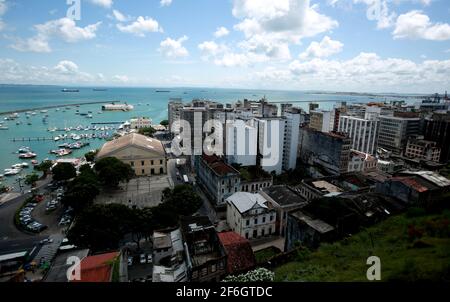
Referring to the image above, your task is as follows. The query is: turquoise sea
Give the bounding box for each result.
[0,85,416,189]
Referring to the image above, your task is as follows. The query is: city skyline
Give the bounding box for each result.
[0,0,449,93]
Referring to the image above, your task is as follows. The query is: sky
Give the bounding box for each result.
[0,0,449,93]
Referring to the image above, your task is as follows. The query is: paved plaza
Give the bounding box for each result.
[95,175,173,209]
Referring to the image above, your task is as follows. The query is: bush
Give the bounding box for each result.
[223,268,275,282]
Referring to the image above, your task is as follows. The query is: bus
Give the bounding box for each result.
[183,175,189,184]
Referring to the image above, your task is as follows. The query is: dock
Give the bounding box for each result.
[0,101,107,116]
[10,137,61,142]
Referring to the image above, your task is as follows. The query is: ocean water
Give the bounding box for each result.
[0,85,412,189]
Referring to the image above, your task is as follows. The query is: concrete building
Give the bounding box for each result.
[180,216,227,282]
[377,114,421,155]
[298,128,351,175]
[130,117,152,130]
[197,155,241,206]
[283,112,301,171]
[152,229,188,282]
[225,120,258,167]
[405,136,441,163]
[310,110,334,133]
[260,186,308,237]
[256,118,285,175]
[338,114,379,155]
[348,150,378,173]
[96,133,167,176]
[168,99,183,132]
[424,112,450,162]
[226,192,277,240]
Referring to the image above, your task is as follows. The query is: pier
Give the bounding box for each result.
[10,137,58,142]
[0,101,107,116]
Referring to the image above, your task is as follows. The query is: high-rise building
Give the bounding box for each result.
[298,128,351,175]
[377,114,421,154]
[338,115,379,155]
[168,98,183,132]
[255,118,285,175]
[283,112,300,171]
[226,120,258,167]
[424,112,450,163]
[310,110,334,133]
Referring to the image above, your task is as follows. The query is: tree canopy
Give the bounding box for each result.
[34,160,53,177]
[62,165,100,213]
[138,126,156,137]
[25,173,40,187]
[52,163,77,182]
[94,157,134,188]
[160,120,169,127]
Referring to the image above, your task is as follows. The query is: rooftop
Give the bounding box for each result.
[218,232,256,274]
[226,192,269,214]
[202,154,240,176]
[97,133,165,158]
[400,171,450,188]
[262,185,308,207]
[73,251,119,283]
[290,210,335,234]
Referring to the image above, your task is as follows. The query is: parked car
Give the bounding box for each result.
[140,254,146,264]
[128,257,133,266]
[147,254,152,264]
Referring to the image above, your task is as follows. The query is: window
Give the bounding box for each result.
[160,168,164,174]
[151,169,155,175]
[130,161,134,167]
[142,169,145,174]
[261,229,265,236]
[253,230,257,238]
[254,218,258,225]
[245,232,249,239]
[262,217,266,223]
[141,161,145,166]
[211,264,217,273]
[246,220,250,226]
[151,160,154,165]
[160,160,163,164]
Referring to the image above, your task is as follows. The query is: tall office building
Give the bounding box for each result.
[338,115,379,155]
[226,120,258,167]
[377,114,421,154]
[283,112,300,171]
[255,118,285,175]
[310,110,334,133]
[424,112,450,162]
[168,98,183,133]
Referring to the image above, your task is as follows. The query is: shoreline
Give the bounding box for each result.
[0,101,108,116]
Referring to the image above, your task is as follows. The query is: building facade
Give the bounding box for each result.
[405,136,441,162]
[423,112,450,163]
[226,192,277,240]
[96,133,167,176]
[338,115,379,155]
[378,115,421,155]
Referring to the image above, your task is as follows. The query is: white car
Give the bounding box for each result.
[140,254,146,264]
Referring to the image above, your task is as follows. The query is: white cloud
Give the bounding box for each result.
[89,0,113,8]
[113,75,129,83]
[10,18,101,52]
[159,36,189,58]
[198,41,228,58]
[117,16,163,37]
[300,36,343,59]
[248,52,450,92]
[214,26,230,38]
[224,0,338,66]
[353,0,397,29]
[0,59,98,84]
[160,0,173,7]
[112,9,130,22]
[393,10,450,41]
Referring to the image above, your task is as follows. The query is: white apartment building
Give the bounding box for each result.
[130,117,152,130]
[255,118,285,175]
[338,115,379,155]
[348,150,378,172]
[226,192,277,240]
[226,120,258,167]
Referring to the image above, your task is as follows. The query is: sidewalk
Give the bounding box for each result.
[0,193,21,206]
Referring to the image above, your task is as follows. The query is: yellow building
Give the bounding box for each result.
[96,133,167,176]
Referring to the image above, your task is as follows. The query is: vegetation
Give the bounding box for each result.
[84,150,99,162]
[94,157,135,188]
[160,120,169,127]
[34,160,53,178]
[138,126,156,137]
[24,173,40,187]
[223,268,275,282]
[237,165,272,182]
[273,166,309,185]
[52,163,77,182]
[67,185,202,252]
[275,210,450,282]
[61,165,100,213]
[254,247,282,264]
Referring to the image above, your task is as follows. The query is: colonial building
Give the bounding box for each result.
[197,155,241,206]
[405,136,441,162]
[226,192,277,240]
[96,133,167,176]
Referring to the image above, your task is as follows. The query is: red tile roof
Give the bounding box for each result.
[393,177,429,193]
[218,232,256,274]
[73,252,119,283]
[202,154,239,176]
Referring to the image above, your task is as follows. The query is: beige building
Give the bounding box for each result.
[96,133,167,176]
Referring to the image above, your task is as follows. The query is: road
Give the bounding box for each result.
[0,177,52,254]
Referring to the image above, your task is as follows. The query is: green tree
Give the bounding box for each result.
[138,126,156,137]
[34,160,53,178]
[52,163,77,182]
[62,166,100,213]
[160,120,169,127]
[95,157,134,188]
[25,173,40,187]
[84,150,98,162]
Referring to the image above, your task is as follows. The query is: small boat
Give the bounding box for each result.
[4,169,21,176]
[18,147,31,154]
[0,126,9,130]
[54,136,61,142]
[87,114,93,119]
[31,160,39,166]
[19,152,37,159]
[27,122,32,126]
[31,112,37,116]
[61,89,79,93]
[41,110,48,114]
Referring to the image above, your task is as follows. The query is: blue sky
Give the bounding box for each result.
[0,0,449,93]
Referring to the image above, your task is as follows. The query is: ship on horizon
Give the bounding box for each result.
[61,88,79,93]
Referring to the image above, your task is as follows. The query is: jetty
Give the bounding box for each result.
[0,101,107,116]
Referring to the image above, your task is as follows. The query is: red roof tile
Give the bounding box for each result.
[73,252,119,283]
[393,177,429,193]
[218,232,256,274]
[202,154,239,176]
